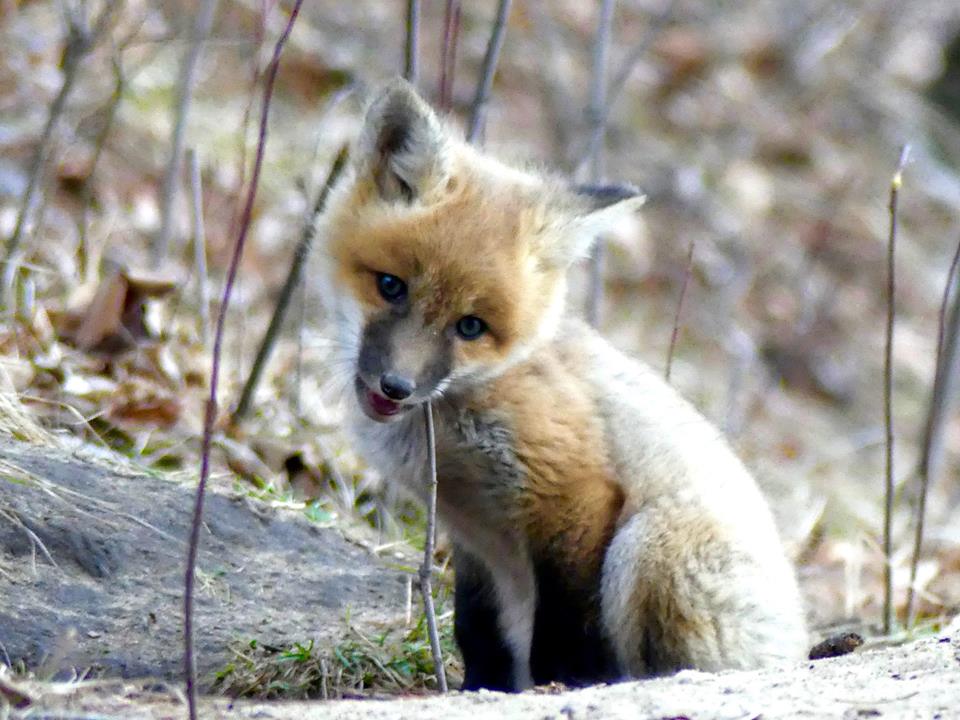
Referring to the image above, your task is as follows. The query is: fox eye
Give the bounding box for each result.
[376,273,407,303]
[455,315,487,340]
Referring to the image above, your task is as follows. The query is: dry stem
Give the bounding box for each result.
[183,3,305,718]
[576,0,677,173]
[186,148,210,348]
[404,0,421,87]
[439,0,461,112]
[665,240,695,382]
[882,144,909,635]
[935,234,960,367]
[466,0,513,145]
[233,147,348,423]
[2,2,118,308]
[78,54,125,283]
[153,0,219,267]
[906,236,960,627]
[584,0,616,328]
[419,402,448,692]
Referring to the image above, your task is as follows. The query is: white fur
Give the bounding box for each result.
[577,330,808,673]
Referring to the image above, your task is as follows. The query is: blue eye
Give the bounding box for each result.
[376,273,407,303]
[456,315,487,340]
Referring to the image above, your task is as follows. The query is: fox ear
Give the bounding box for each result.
[541,183,645,267]
[357,79,447,203]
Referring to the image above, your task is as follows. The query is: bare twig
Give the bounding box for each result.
[0,509,60,571]
[575,0,677,174]
[466,0,513,145]
[439,0,461,112]
[906,235,960,627]
[153,0,219,267]
[419,403,448,692]
[935,234,960,367]
[293,268,306,416]
[183,3,304,717]
[225,5,268,254]
[882,144,909,635]
[78,54,125,283]
[404,0,421,87]
[2,2,118,307]
[665,240,695,382]
[584,0,617,328]
[186,148,211,348]
[233,147,348,423]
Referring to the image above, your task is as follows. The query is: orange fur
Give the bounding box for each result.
[317,79,807,690]
[325,162,563,366]
[473,351,624,590]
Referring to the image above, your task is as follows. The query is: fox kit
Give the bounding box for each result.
[317,79,807,691]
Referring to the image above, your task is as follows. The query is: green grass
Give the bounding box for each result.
[212,604,463,699]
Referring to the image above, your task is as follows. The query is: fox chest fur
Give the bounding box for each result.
[348,336,626,687]
[318,79,808,692]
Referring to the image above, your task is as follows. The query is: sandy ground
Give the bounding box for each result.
[5,623,958,719]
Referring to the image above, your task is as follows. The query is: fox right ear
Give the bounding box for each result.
[357,79,447,203]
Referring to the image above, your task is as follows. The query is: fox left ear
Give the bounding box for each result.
[357,79,448,203]
[543,182,645,267]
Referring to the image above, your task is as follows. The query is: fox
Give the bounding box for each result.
[315,79,808,692]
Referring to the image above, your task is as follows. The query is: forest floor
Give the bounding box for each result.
[8,631,960,719]
[2,433,958,719]
[0,435,409,688]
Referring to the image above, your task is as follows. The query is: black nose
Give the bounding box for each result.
[380,373,414,400]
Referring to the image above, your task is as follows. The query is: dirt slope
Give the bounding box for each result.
[0,436,407,685]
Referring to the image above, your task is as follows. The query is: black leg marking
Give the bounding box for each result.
[453,545,515,691]
[529,557,620,687]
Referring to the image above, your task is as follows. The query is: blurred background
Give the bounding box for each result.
[2,0,960,643]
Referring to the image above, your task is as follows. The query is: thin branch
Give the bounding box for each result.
[906,235,960,627]
[438,0,461,112]
[233,147,348,423]
[935,234,960,367]
[665,240,695,383]
[76,6,150,281]
[225,5,268,256]
[0,509,60,571]
[186,148,210,349]
[882,144,909,635]
[153,0,219,267]
[584,0,616,328]
[293,264,306,417]
[78,53,125,284]
[575,0,677,174]
[419,402,448,692]
[182,3,304,718]
[2,2,118,307]
[466,0,513,145]
[404,0,420,87]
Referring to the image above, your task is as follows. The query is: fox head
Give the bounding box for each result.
[317,79,642,423]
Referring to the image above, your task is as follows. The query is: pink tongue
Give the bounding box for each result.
[368,390,401,416]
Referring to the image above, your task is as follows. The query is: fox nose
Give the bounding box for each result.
[380,373,415,400]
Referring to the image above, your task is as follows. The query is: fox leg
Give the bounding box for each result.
[600,511,807,676]
[444,496,537,691]
[453,545,515,690]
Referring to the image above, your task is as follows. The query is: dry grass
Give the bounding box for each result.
[0,374,52,446]
[212,610,462,700]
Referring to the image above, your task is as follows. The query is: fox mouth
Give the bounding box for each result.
[354,376,416,423]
